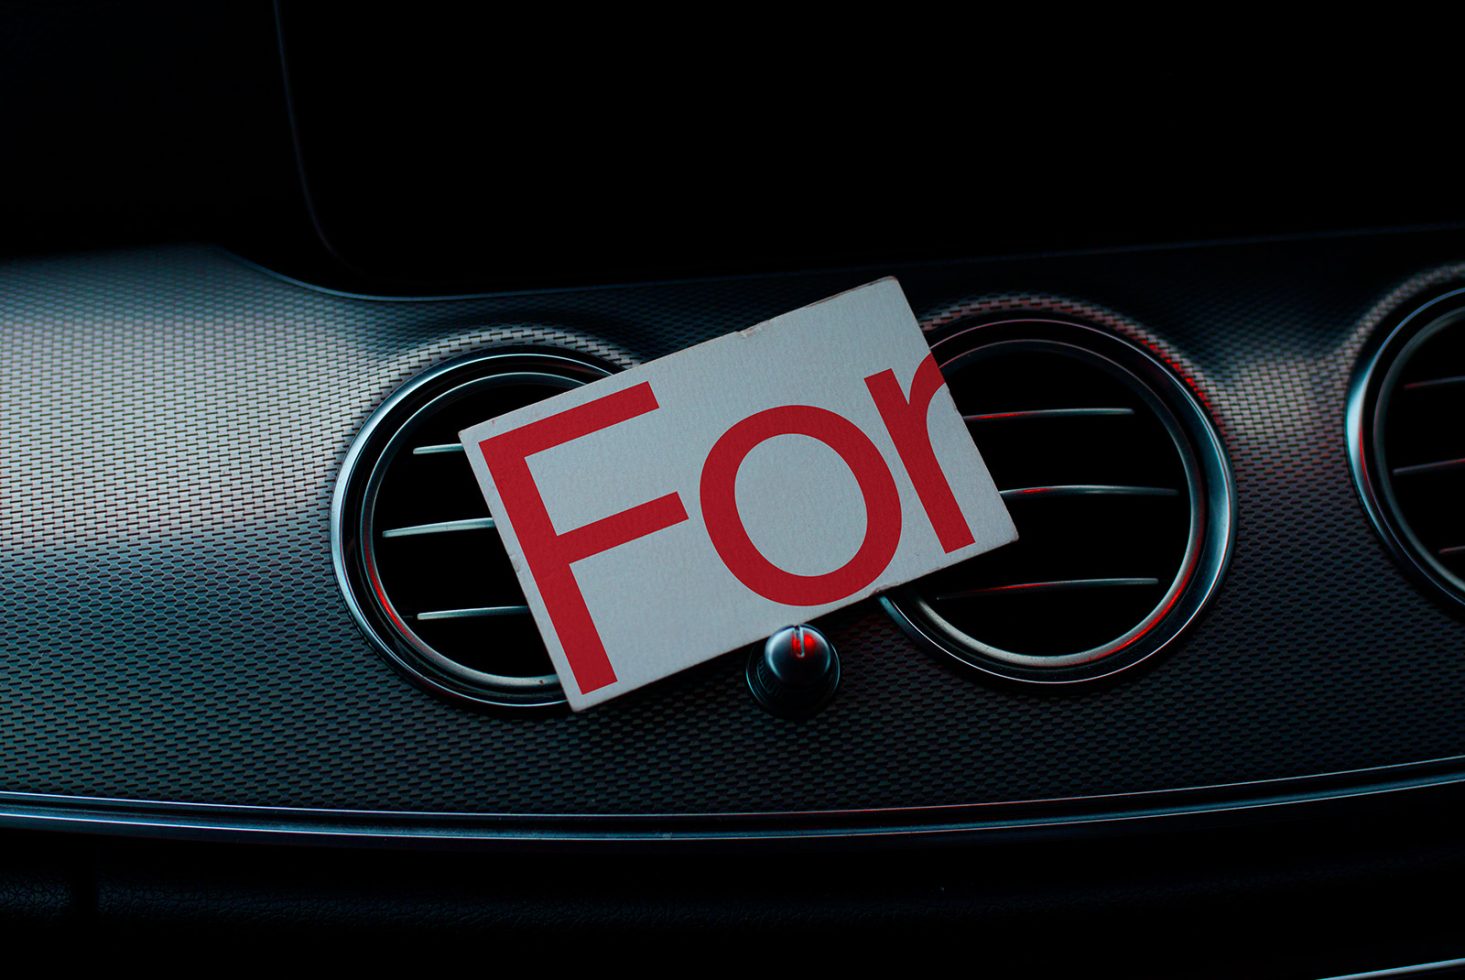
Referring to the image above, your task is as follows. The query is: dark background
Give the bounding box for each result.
[3,1,1458,289]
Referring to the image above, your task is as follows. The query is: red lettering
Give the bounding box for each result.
[864,353,975,553]
[477,382,688,695]
[699,405,901,605]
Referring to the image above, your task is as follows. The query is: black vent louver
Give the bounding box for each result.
[334,350,612,707]
[885,318,1233,684]
[1351,290,1465,610]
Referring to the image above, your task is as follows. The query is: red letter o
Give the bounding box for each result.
[699,405,902,606]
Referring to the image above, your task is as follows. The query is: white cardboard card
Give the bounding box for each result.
[460,278,1016,709]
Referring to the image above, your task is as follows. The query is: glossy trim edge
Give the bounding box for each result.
[3,753,1465,845]
[1321,957,1465,980]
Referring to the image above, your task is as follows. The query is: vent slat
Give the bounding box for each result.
[414,605,531,621]
[381,517,496,538]
[1392,456,1465,477]
[999,484,1178,500]
[936,577,1161,599]
[1403,374,1465,391]
[413,443,466,455]
[964,407,1135,422]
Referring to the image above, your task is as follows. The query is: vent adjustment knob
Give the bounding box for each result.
[747,625,840,719]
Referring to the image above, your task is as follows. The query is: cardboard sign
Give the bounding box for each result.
[460,279,1016,709]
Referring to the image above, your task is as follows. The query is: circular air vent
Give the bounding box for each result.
[883,317,1233,684]
[333,350,613,707]
[1349,288,1465,610]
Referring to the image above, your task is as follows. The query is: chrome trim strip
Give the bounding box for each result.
[1403,374,1465,390]
[937,578,1160,599]
[413,443,465,455]
[964,407,1135,421]
[415,606,530,621]
[1393,456,1465,477]
[382,517,496,538]
[3,752,1465,844]
[1321,958,1465,979]
[999,485,1179,500]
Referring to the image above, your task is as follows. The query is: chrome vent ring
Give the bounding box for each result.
[1349,288,1465,611]
[333,350,613,708]
[883,317,1234,684]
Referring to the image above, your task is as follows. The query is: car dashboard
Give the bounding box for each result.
[4,5,1465,976]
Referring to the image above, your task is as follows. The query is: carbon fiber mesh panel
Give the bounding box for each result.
[2,234,1464,817]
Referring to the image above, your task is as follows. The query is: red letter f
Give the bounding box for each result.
[477,382,688,696]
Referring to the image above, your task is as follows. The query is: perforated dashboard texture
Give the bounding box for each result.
[3,234,1465,834]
